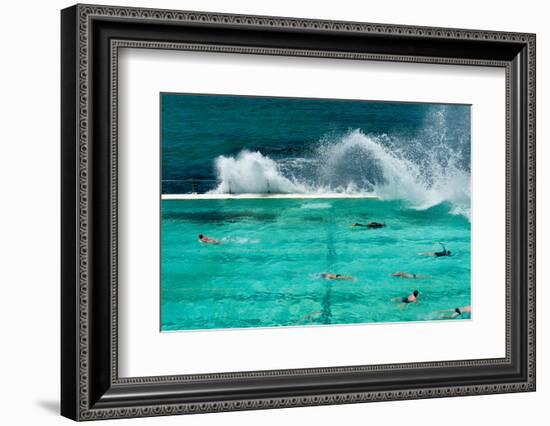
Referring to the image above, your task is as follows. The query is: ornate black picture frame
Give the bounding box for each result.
[61,3,536,421]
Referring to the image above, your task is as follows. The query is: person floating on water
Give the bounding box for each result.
[420,242,452,257]
[392,271,418,279]
[350,222,385,229]
[198,233,220,244]
[321,273,356,281]
[438,305,471,319]
[296,310,323,325]
[392,290,420,306]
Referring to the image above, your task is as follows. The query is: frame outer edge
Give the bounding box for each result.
[61,4,80,421]
[66,4,536,421]
[527,34,535,390]
[77,2,91,420]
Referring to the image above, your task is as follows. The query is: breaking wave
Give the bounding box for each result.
[211,150,307,194]
[209,127,470,220]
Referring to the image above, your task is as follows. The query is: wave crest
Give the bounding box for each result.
[209,129,470,219]
[212,150,306,194]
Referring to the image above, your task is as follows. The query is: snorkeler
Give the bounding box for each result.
[392,272,418,279]
[420,242,452,257]
[350,222,385,229]
[321,273,356,281]
[198,233,220,244]
[392,290,420,305]
[438,305,471,319]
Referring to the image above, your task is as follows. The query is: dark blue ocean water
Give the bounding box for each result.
[161,94,470,195]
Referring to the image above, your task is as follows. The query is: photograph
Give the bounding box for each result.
[160,93,472,331]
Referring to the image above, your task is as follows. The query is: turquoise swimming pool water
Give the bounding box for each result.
[161,198,471,331]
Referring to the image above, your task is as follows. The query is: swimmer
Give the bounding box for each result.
[367,222,385,229]
[392,290,420,305]
[350,222,385,229]
[420,242,452,257]
[321,273,356,281]
[198,233,220,244]
[438,305,471,319]
[296,310,323,324]
[392,271,418,279]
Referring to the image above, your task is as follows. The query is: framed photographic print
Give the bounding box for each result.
[61,4,536,421]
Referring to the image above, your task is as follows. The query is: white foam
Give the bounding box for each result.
[187,126,470,219]
[221,237,260,244]
[317,130,471,219]
[162,193,376,200]
[300,202,333,209]
[210,150,306,194]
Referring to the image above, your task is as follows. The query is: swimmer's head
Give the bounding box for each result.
[198,234,204,239]
[447,250,452,255]
[413,290,419,297]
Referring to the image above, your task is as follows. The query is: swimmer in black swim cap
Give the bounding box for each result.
[392,290,420,307]
[350,222,385,229]
[438,305,471,319]
[420,242,452,257]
